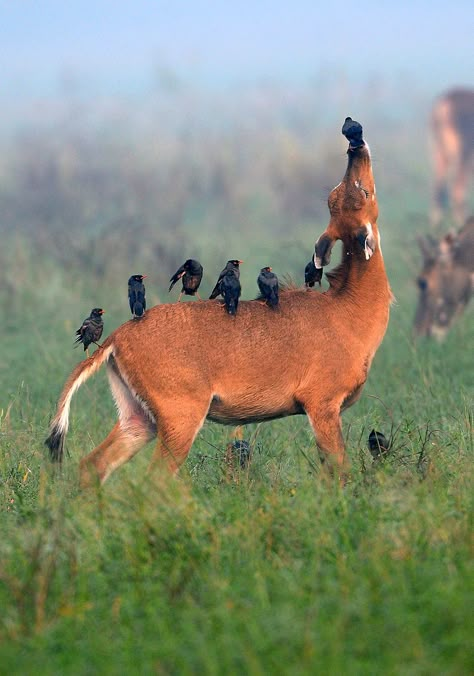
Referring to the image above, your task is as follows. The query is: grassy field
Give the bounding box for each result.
[0,98,473,674]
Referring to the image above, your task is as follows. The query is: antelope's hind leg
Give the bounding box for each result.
[79,362,156,487]
[149,396,212,474]
[80,418,155,487]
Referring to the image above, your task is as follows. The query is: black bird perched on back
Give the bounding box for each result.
[168,259,203,301]
[74,308,105,358]
[209,259,243,299]
[257,266,279,308]
[368,429,391,460]
[221,270,241,316]
[305,257,323,288]
[128,274,147,318]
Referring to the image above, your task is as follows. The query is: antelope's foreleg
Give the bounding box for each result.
[79,418,155,487]
[304,405,349,485]
[452,161,468,226]
[431,144,450,227]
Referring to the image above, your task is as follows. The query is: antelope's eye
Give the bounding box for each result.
[417,277,428,291]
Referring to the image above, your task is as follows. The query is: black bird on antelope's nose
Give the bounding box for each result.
[368,430,391,460]
[74,308,105,358]
[209,259,243,299]
[342,117,364,149]
[222,270,241,316]
[128,274,147,318]
[305,258,323,288]
[258,266,279,308]
[169,259,203,301]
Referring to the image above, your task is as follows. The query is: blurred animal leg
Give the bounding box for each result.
[149,398,211,474]
[452,161,468,226]
[79,418,155,487]
[177,291,183,302]
[431,144,450,227]
[304,405,349,484]
[196,292,203,301]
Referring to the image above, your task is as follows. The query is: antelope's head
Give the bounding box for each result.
[414,229,473,340]
[314,117,380,270]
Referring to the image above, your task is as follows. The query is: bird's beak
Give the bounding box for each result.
[239,260,244,264]
[269,267,272,271]
[142,275,148,279]
[101,310,105,314]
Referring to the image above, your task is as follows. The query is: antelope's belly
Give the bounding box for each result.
[207,390,304,425]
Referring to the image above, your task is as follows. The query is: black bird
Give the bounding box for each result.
[209,259,243,299]
[305,258,323,287]
[128,274,147,318]
[368,429,391,460]
[74,308,105,358]
[229,439,252,469]
[258,266,279,308]
[169,259,203,301]
[342,117,364,149]
[222,269,241,316]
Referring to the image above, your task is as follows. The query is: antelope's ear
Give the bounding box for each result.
[314,233,335,268]
[417,234,438,261]
[439,229,458,259]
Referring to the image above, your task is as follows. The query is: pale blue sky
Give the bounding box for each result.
[1,0,473,95]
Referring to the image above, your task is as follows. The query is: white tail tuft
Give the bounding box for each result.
[45,344,114,462]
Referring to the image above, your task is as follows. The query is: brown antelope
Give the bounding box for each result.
[414,216,474,339]
[430,88,474,227]
[45,117,392,486]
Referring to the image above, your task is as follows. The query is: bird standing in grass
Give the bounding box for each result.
[169,259,203,301]
[257,266,279,308]
[209,259,243,299]
[128,274,147,318]
[74,308,105,358]
[305,258,322,288]
[222,270,241,316]
[368,429,391,460]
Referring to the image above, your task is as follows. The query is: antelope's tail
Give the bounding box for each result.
[45,343,114,462]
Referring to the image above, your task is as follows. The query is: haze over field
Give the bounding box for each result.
[1,1,472,111]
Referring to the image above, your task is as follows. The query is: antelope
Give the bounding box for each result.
[414,216,474,339]
[45,117,392,486]
[430,88,474,227]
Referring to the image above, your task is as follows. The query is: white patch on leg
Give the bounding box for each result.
[107,362,156,427]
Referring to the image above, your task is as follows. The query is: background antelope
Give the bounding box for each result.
[46,118,392,486]
[430,88,474,227]
[414,216,474,339]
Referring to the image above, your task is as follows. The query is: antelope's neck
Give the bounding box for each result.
[331,246,391,346]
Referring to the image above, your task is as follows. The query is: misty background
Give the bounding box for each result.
[0,1,472,361]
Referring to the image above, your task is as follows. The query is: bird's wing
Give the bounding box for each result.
[128,285,138,311]
[169,265,186,291]
[138,287,146,309]
[92,322,104,342]
[268,274,279,289]
[209,281,222,299]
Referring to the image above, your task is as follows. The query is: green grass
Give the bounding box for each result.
[0,115,473,674]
